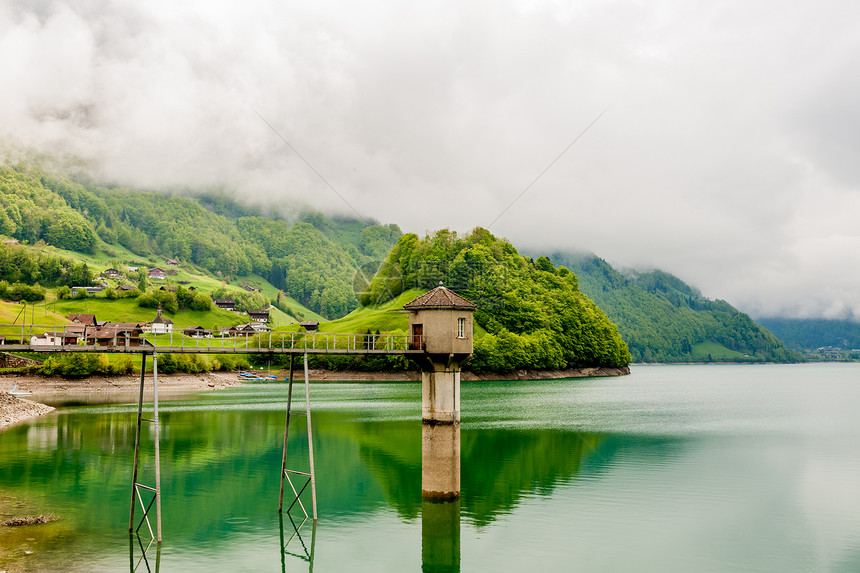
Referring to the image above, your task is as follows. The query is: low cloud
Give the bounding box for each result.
[2,0,860,319]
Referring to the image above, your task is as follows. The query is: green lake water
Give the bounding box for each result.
[2,363,860,572]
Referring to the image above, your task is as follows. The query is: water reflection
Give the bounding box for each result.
[422,499,460,573]
[129,533,161,573]
[0,406,609,539]
[279,513,316,572]
[3,368,860,572]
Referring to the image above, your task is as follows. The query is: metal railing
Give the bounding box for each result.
[0,324,424,354]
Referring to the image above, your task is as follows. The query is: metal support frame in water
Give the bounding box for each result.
[279,352,318,520]
[279,512,317,572]
[129,351,163,543]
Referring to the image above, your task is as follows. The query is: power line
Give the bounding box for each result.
[487,106,610,229]
[254,109,368,224]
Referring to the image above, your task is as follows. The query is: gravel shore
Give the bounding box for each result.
[0,371,244,432]
[0,392,55,431]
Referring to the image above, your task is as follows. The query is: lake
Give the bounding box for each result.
[2,363,859,572]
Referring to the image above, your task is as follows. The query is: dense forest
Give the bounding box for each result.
[0,164,401,319]
[0,242,93,289]
[0,168,98,253]
[757,317,860,351]
[545,253,795,363]
[363,229,631,369]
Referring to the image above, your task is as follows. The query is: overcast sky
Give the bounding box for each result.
[2,0,859,320]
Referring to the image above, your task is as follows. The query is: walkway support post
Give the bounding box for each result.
[279,351,318,521]
[130,351,164,543]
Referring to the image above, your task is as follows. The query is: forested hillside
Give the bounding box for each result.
[0,164,400,319]
[363,229,631,370]
[546,253,795,363]
[757,317,860,351]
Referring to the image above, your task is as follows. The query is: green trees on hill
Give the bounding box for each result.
[364,228,631,370]
[549,253,795,362]
[757,317,860,351]
[235,217,402,318]
[210,286,268,313]
[0,167,98,253]
[236,219,356,317]
[0,243,93,288]
[0,164,401,320]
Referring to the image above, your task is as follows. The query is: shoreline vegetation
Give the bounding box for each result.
[0,366,630,431]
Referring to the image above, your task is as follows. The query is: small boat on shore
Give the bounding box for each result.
[9,384,32,397]
[238,374,288,383]
[237,371,286,383]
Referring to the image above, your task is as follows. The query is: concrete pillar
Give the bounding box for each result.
[422,367,460,423]
[422,365,461,499]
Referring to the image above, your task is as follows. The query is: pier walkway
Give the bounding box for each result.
[0,324,424,355]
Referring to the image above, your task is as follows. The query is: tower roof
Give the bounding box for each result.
[403,283,477,310]
[152,306,173,324]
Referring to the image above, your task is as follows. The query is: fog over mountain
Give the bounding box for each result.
[2,0,860,320]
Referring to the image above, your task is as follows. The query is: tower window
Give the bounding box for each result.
[457,317,465,338]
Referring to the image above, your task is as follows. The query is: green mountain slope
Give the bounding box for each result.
[0,163,400,319]
[363,229,631,370]
[545,253,795,363]
[756,317,860,351]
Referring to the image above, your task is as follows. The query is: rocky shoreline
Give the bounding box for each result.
[0,372,244,432]
[0,393,55,432]
[0,366,629,431]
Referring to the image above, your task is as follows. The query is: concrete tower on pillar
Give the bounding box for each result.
[404,283,477,499]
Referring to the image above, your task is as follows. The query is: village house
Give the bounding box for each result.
[30,332,64,346]
[91,323,147,347]
[243,285,261,293]
[145,306,173,334]
[247,309,270,323]
[235,321,271,333]
[63,324,89,344]
[214,299,236,311]
[68,313,97,326]
[117,285,137,293]
[182,325,211,338]
[148,268,166,280]
[102,268,122,279]
[219,326,239,337]
[30,327,83,346]
[165,259,179,266]
[70,286,104,296]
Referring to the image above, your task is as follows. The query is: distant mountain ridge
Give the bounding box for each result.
[756,317,860,351]
[541,252,796,363]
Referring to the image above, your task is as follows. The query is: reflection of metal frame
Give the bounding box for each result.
[130,352,163,543]
[279,512,317,571]
[129,532,162,572]
[279,352,318,520]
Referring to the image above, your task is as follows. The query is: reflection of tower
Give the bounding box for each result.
[279,513,316,572]
[403,283,476,498]
[422,499,461,573]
